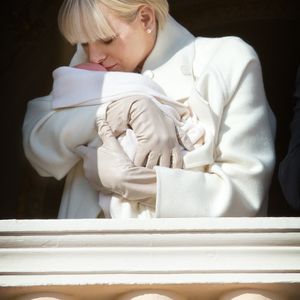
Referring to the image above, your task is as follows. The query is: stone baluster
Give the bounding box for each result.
[116,290,187,300]
[219,289,287,300]
[15,293,76,300]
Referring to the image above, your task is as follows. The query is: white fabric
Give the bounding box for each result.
[52,66,181,110]
[51,66,205,219]
[22,15,276,218]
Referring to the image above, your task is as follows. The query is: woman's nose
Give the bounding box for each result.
[87,43,106,64]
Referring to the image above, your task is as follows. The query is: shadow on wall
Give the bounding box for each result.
[1,0,74,219]
[2,0,300,219]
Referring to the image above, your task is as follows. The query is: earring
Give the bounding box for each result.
[146,28,152,34]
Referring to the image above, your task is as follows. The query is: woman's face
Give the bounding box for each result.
[82,6,156,72]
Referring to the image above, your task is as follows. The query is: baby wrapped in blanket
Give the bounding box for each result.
[51,63,206,219]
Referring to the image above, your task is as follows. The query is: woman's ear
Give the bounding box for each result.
[137,5,156,33]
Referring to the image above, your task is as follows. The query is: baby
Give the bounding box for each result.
[51,63,206,218]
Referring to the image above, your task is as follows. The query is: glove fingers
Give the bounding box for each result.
[74,145,88,158]
[159,152,171,168]
[146,151,160,169]
[98,120,123,151]
[134,149,148,167]
[171,147,183,169]
[98,120,115,139]
[176,126,194,151]
[105,100,130,137]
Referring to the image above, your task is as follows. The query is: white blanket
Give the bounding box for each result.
[51,67,205,218]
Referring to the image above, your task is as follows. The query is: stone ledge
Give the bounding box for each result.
[0,218,300,299]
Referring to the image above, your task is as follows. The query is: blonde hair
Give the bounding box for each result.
[58,0,169,44]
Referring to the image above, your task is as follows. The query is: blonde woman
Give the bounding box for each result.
[23,0,275,220]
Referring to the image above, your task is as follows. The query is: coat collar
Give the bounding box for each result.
[141,16,196,101]
[142,16,195,71]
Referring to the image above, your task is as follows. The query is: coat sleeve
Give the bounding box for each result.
[22,95,99,179]
[278,66,300,210]
[155,37,276,217]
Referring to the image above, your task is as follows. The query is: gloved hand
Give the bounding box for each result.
[75,121,157,200]
[104,97,194,169]
[97,120,157,200]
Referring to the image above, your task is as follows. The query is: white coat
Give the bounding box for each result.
[22,16,276,218]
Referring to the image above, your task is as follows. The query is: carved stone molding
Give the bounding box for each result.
[0,218,299,299]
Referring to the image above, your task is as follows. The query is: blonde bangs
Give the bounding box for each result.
[58,0,116,44]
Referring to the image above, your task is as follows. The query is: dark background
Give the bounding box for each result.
[1,0,300,219]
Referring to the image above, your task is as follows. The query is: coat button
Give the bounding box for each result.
[180,65,192,75]
[143,70,154,79]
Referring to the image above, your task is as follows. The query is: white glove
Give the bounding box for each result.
[96,120,157,200]
[75,121,157,200]
[105,97,194,169]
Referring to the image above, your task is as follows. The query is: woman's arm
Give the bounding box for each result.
[23,95,98,179]
[154,38,276,217]
[77,39,276,217]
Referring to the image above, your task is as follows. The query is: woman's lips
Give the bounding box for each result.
[106,64,119,71]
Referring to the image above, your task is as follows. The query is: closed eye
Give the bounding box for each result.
[80,34,118,48]
[102,38,114,45]
[101,34,119,45]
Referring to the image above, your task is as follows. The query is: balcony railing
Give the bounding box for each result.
[0,218,300,299]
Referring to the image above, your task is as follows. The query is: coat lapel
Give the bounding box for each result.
[141,16,195,101]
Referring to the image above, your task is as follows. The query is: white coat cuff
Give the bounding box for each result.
[154,166,205,217]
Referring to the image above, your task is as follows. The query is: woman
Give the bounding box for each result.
[23,0,276,219]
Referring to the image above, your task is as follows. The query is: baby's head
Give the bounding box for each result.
[74,62,107,71]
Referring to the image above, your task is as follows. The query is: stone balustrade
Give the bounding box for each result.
[0,218,299,299]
